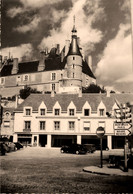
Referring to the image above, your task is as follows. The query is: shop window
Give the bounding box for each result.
[54,121,60,130]
[69,109,74,116]
[84,109,90,116]
[40,121,45,130]
[25,121,31,129]
[69,121,75,130]
[54,109,60,116]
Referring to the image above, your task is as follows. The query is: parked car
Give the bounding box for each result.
[96,144,109,151]
[14,142,23,150]
[0,142,9,155]
[7,142,17,152]
[83,144,96,153]
[60,144,87,154]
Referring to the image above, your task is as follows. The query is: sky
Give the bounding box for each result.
[1,0,133,93]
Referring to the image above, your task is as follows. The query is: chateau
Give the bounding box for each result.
[0,24,96,97]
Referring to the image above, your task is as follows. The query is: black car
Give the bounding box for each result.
[14,142,23,150]
[60,144,87,154]
[83,144,96,153]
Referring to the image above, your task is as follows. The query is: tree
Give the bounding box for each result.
[19,86,41,99]
[82,84,106,93]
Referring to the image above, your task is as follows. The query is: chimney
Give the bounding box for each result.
[65,40,70,56]
[88,55,92,70]
[4,56,8,65]
[56,44,60,55]
[0,55,2,68]
[11,58,19,74]
[106,90,110,97]
[61,50,65,62]
[15,95,18,108]
[78,87,82,97]
[38,51,46,71]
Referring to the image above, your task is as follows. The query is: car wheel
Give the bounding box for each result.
[60,149,64,153]
[76,150,79,155]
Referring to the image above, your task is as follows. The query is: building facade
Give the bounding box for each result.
[13,93,133,149]
[0,25,96,97]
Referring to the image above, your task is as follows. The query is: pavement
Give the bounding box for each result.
[83,149,133,176]
[83,165,133,176]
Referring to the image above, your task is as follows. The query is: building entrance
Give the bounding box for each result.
[39,135,47,147]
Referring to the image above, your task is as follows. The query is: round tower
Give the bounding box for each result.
[66,18,82,88]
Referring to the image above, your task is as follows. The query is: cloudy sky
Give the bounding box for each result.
[1,0,133,93]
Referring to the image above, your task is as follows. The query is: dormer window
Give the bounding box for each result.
[99,109,104,116]
[26,109,31,116]
[40,108,45,115]
[69,109,74,116]
[84,109,90,116]
[55,109,60,116]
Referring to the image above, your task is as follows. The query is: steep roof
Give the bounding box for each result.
[67,37,82,57]
[82,60,96,79]
[15,93,133,112]
[0,54,95,78]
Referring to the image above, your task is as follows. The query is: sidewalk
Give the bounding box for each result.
[83,165,133,176]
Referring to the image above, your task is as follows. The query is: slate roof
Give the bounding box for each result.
[0,53,95,78]
[15,93,133,112]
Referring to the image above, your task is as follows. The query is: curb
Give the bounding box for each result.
[83,168,115,176]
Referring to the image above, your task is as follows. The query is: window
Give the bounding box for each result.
[23,74,29,81]
[69,109,74,116]
[69,122,75,130]
[55,109,60,115]
[73,57,75,60]
[51,73,56,80]
[52,83,55,91]
[40,109,45,115]
[73,73,74,78]
[25,109,31,115]
[98,121,105,129]
[83,121,90,131]
[72,64,75,69]
[16,76,21,83]
[25,121,31,129]
[0,77,5,85]
[84,109,90,116]
[99,109,104,116]
[40,121,45,130]
[54,121,60,130]
[4,121,10,127]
